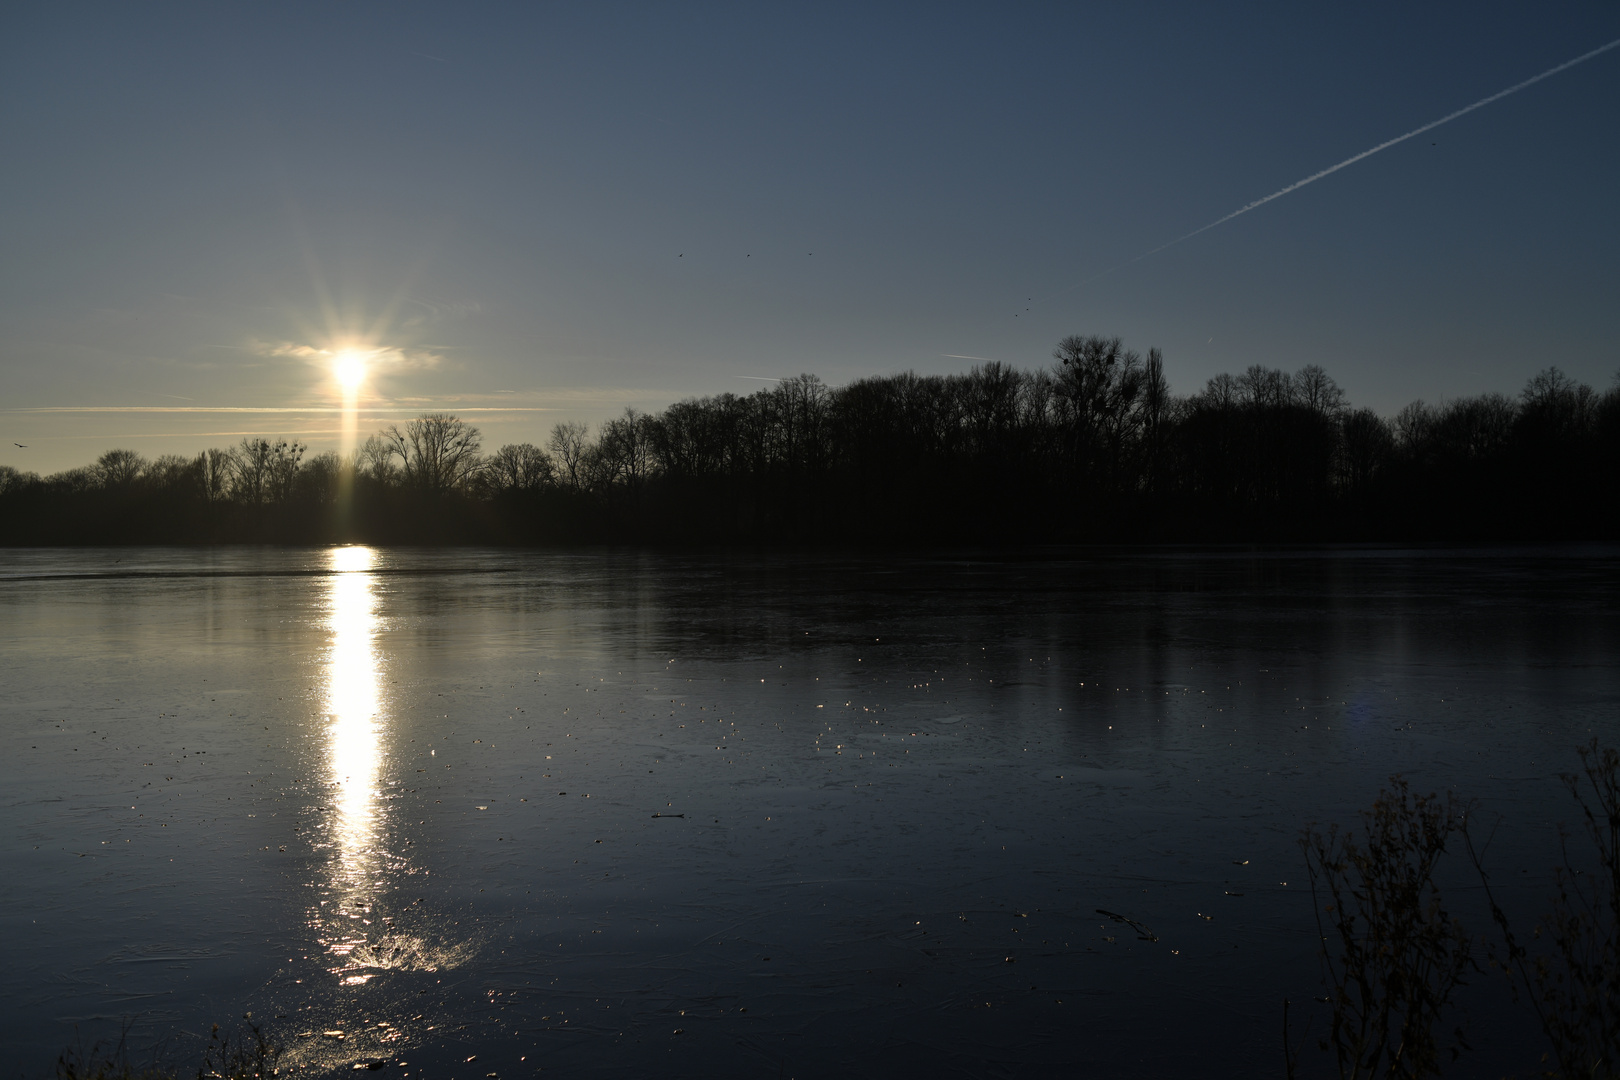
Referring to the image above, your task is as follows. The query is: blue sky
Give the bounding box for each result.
[3,2,1618,470]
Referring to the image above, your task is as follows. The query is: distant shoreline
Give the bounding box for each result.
[4,347,1616,546]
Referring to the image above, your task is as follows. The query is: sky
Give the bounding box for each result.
[3,2,1618,473]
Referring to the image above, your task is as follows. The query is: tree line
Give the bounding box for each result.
[3,335,1617,545]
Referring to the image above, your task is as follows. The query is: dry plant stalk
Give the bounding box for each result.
[198,1020,282,1080]
[1471,739,1620,1079]
[1301,777,1474,1079]
[54,1019,282,1080]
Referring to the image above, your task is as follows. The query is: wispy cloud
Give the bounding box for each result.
[254,340,445,371]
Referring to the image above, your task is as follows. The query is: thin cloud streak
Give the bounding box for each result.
[47,429,352,440]
[8,406,559,414]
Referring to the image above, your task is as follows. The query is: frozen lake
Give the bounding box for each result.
[2,545,1616,1078]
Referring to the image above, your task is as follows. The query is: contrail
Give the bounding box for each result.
[1069,35,1620,290]
[1143,36,1620,260]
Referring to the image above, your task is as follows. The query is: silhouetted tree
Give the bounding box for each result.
[5,350,1617,546]
[294,452,342,505]
[1296,364,1346,416]
[1338,408,1394,501]
[382,414,482,493]
[0,465,33,495]
[231,438,277,504]
[95,448,145,488]
[267,440,307,503]
[548,421,590,492]
[484,443,555,494]
[592,408,659,492]
[358,435,395,485]
[143,454,194,493]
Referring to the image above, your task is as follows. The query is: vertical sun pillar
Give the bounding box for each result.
[333,350,367,541]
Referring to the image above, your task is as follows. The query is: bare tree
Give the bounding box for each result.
[144,454,194,492]
[594,408,660,489]
[485,443,555,494]
[0,465,38,495]
[95,449,146,488]
[1393,402,1436,457]
[1431,394,1516,461]
[1138,348,1172,490]
[231,438,276,504]
[1052,335,1147,488]
[45,467,98,495]
[295,451,342,503]
[358,435,395,484]
[1053,335,1128,427]
[1296,365,1347,416]
[771,375,833,473]
[196,448,234,502]
[381,414,483,493]
[230,438,303,503]
[1202,371,1239,409]
[548,421,591,491]
[267,439,306,502]
[1520,367,1600,450]
[1338,408,1393,494]
[1238,364,1294,409]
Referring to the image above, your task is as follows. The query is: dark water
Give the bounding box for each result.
[1,546,1616,1078]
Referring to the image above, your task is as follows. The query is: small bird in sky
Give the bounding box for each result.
[13,442,25,447]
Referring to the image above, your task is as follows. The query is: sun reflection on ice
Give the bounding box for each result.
[326,544,382,900]
[307,545,473,1015]
[312,544,391,996]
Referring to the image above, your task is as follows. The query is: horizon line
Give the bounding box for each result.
[5,405,562,415]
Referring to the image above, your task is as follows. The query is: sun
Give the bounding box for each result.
[333,349,368,390]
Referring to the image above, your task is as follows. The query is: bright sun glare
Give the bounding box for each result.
[333,349,368,390]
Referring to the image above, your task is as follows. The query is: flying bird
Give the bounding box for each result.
[13,443,25,447]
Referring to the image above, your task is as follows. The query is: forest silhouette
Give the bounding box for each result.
[4,337,1617,546]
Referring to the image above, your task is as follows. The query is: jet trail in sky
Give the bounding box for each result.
[1062,35,1620,295]
[1136,35,1620,263]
